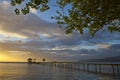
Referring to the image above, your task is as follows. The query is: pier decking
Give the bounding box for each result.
[35,62,120,77]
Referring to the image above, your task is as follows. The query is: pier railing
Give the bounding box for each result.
[35,62,120,77]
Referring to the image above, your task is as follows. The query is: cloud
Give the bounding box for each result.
[0,1,65,40]
[0,0,120,61]
[96,44,110,49]
[30,8,37,14]
[1,0,9,9]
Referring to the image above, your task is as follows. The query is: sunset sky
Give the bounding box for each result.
[0,0,120,62]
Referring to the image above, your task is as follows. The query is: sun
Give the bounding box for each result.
[0,52,19,62]
[0,54,10,62]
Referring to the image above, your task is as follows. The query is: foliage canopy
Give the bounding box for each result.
[11,0,120,36]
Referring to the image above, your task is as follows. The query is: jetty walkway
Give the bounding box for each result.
[34,62,120,77]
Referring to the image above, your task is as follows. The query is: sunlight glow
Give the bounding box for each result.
[0,29,28,39]
[0,51,27,62]
[0,54,12,62]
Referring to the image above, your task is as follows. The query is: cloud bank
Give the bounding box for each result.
[0,0,120,62]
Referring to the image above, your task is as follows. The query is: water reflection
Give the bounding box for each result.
[0,63,118,80]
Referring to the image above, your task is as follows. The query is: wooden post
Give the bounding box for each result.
[83,64,85,71]
[58,63,60,67]
[87,64,89,72]
[112,65,115,76]
[74,63,76,70]
[66,64,68,68]
[59,63,60,67]
[63,63,65,68]
[64,64,66,68]
[67,64,69,69]
[61,63,62,68]
[62,63,64,68]
[117,65,119,76]
[99,64,101,73]
[60,63,61,67]
[71,64,73,69]
[68,64,70,69]
[55,63,56,67]
[65,64,67,68]
[78,64,80,70]
[95,64,97,73]
[67,63,69,69]
[52,62,54,67]
[51,62,52,66]
[34,62,120,76]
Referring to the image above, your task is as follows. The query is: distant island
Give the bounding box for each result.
[79,56,120,62]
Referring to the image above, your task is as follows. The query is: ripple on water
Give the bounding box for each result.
[0,63,119,80]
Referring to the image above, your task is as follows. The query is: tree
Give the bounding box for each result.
[43,58,46,62]
[33,58,36,63]
[11,0,120,36]
[27,58,33,63]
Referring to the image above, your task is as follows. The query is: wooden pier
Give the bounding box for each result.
[35,62,120,77]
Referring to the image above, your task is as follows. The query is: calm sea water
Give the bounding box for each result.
[0,63,119,80]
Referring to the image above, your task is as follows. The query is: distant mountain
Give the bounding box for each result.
[79,56,120,62]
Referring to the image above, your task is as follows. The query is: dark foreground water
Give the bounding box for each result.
[0,63,119,80]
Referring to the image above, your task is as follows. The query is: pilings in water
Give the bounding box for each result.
[37,62,120,77]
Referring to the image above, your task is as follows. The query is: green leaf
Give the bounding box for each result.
[15,8,20,15]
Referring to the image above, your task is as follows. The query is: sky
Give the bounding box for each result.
[0,0,120,62]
